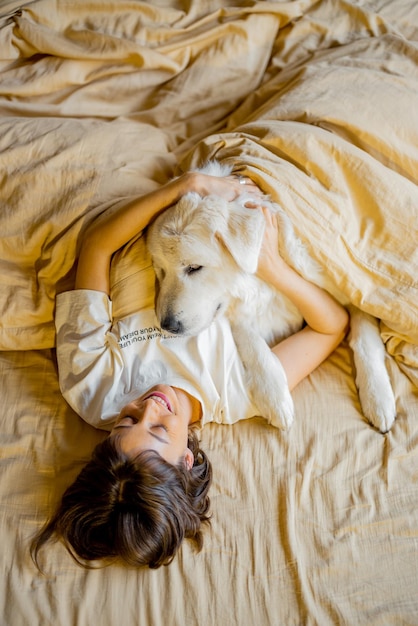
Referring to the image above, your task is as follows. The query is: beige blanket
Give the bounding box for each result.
[1,1,418,624]
[1,0,417,386]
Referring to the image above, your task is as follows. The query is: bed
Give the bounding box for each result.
[1,1,418,624]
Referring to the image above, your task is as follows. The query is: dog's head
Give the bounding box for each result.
[146,192,265,336]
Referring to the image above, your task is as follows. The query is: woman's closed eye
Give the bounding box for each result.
[114,415,137,428]
[149,424,170,444]
[152,424,168,433]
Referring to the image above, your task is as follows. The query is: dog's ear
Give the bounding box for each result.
[215,204,265,273]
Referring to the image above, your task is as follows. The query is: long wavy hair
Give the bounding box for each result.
[30,429,212,569]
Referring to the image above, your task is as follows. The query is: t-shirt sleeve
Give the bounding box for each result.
[55,290,124,430]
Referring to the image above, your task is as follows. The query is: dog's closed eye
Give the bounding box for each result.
[185,265,202,275]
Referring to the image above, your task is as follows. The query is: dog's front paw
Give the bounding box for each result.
[265,389,294,431]
[359,384,397,434]
[250,366,295,430]
[348,306,398,434]
[230,320,295,429]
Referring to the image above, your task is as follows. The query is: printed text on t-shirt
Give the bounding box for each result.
[118,326,179,349]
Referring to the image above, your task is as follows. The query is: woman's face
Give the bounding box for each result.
[109,384,200,468]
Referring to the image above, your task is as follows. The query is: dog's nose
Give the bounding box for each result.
[161,316,184,335]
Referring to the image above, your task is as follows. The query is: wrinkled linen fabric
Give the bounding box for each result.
[1,2,418,625]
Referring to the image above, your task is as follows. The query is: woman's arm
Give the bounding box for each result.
[76,172,262,294]
[257,208,350,391]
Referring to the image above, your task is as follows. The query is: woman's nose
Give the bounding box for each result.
[140,398,164,421]
[122,398,159,423]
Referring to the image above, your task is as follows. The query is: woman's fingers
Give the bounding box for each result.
[228,175,264,196]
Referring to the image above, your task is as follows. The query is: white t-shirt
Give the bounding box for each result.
[55,290,258,430]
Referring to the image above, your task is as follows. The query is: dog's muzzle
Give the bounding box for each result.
[161,316,185,335]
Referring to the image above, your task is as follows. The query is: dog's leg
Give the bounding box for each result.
[230,320,294,429]
[348,306,397,433]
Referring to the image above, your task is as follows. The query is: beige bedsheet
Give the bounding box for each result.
[1,1,418,624]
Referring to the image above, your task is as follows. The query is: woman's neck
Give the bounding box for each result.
[174,387,202,424]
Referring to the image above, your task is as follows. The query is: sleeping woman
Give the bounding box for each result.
[31,171,349,569]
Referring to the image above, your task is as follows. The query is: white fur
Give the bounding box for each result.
[147,162,397,432]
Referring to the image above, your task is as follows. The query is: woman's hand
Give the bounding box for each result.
[255,209,349,391]
[256,207,290,285]
[189,172,264,202]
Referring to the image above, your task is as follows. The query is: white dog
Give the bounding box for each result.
[146,162,397,433]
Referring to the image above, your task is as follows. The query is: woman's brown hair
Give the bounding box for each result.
[30,429,212,569]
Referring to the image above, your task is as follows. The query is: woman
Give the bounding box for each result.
[31,171,349,569]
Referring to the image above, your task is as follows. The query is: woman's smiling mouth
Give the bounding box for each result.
[144,392,172,412]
